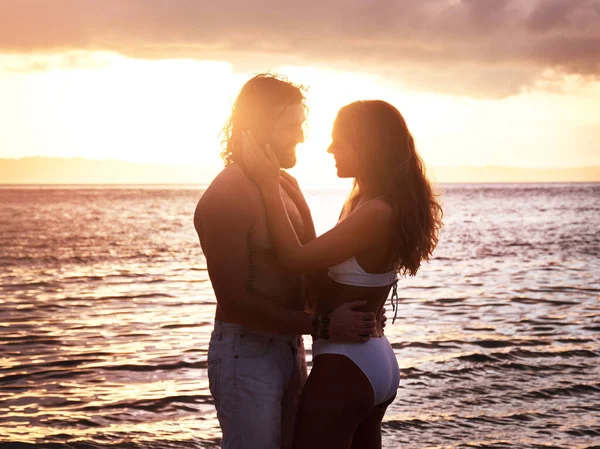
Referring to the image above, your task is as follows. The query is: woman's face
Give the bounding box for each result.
[327,124,362,179]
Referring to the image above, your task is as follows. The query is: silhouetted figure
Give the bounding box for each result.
[243,100,443,449]
[194,74,377,449]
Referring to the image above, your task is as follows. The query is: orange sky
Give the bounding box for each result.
[0,1,599,184]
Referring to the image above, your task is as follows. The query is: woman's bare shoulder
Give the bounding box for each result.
[348,197,393,223]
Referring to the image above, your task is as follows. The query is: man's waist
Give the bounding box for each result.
[248,283,304,305]
[213,320,299,343]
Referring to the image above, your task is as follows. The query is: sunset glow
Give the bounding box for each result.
[1,0,599,184]
[2,2,600,447]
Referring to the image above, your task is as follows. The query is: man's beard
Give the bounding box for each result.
[273,144,297,169]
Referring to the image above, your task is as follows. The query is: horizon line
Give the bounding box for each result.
[2,156,599,171]
[2,181,599,187]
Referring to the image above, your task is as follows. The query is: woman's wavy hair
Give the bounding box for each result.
[220,73,306,166]
[336,100,443,276]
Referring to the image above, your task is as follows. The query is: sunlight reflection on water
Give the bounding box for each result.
[1,184,599,448]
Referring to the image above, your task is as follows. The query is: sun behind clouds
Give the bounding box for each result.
[0,51,599,185]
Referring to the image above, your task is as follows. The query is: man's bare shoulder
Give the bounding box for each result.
[195,165,260,222]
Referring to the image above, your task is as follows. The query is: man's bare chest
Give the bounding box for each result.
[250,188,304,249]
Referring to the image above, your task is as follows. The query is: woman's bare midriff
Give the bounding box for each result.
[312,272,392,338]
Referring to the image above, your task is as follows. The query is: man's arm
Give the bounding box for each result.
[195,180,375,340]
[197,184,312,334]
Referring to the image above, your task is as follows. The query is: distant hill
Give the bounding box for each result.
[0,157,599,184]
[0,157,219,185]
[427,165,600,183]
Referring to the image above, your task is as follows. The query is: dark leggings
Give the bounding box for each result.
[293,354,396,449]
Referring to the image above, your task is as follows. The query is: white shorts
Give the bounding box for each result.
[312,336,400,405]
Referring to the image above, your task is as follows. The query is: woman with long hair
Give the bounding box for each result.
[243,100,443,449]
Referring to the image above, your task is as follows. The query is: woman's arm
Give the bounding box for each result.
[279,172,316,244]
[242,131,392,273]
[260,186,392,272]
[278,171,320,311]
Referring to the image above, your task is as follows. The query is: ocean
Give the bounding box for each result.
[1,183,599,448]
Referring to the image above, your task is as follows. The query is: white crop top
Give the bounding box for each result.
[327,256,401,323]
[327,256,398,287]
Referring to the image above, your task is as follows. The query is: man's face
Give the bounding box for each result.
[268,103,306,169]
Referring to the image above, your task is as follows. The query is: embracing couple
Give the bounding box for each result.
[194,73,443,449]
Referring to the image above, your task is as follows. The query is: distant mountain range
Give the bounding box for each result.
[0,157,218,185]
[428,165,600,183]
[1,157,599,184]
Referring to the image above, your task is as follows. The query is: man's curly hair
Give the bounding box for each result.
[220,73,306,166]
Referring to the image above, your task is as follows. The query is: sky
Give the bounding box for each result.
[0,0,599,184]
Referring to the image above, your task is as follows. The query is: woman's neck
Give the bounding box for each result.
[355,179,382,202]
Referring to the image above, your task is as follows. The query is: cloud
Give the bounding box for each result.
[1,51,115,73]
[0,0,598,97]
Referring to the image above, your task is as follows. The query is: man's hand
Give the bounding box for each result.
[328,300,376,343]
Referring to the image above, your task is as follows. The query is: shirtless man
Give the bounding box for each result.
[194,74,377,449]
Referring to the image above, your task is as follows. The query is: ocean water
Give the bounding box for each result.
[1,183,599,449]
